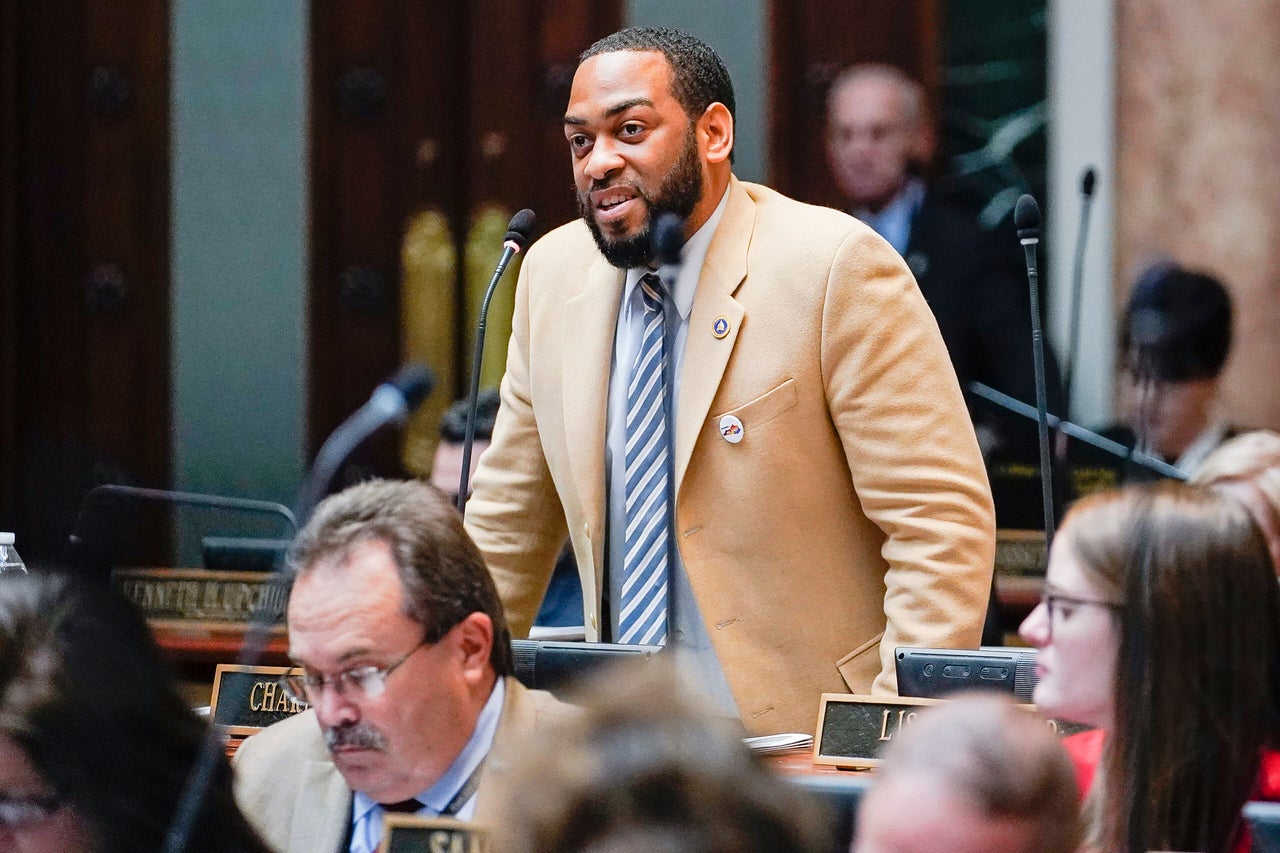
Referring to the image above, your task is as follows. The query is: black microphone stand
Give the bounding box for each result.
[457,209,536,512]
[161,365,434,853]
[1014,194,1056,549]
[653,213,685,647]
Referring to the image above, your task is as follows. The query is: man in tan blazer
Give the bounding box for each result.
[233,480,574,853]
[464,27,995,737]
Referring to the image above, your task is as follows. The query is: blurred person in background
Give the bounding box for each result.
[1020,482,1280,852]
[853,693,1081,853]
[1107,262,1235,477]
[0,572,271,853]
[1191,429,1280,571]
[493,658,833,853]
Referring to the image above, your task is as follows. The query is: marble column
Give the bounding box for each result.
[1115,1,1280,431]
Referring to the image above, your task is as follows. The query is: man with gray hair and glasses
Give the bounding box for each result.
[233,479,575,853]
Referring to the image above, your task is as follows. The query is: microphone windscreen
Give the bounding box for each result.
[504,209,537,250]
[653,212,685,267]
[1014,194,1041,239]
[389,363,436,412]
[1081,166,1097,197]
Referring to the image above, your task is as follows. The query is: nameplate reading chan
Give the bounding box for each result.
[814,694,1092,769]
[210,664,308,737]
[381,816,489,853]
[113,568,288,629]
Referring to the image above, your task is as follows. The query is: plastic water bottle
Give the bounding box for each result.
[0,532,28,575]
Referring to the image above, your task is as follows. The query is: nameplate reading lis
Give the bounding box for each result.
[814,694,1093,768]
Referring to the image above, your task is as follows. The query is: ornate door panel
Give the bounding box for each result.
[0,1,171,562]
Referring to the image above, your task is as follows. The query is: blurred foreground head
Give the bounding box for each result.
[1192,429,1280,571]
[853,694,1081,853]
[494,658,832,853]
[0,572,269,853]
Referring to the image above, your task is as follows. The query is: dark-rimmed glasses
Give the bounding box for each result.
[1040,589,1121,638]
[279,639,431,705]
[0,793,64,829]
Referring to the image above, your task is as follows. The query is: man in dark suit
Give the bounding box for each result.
[826,64,1065,530]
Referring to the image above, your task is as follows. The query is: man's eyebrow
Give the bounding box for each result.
[563,97,655,126]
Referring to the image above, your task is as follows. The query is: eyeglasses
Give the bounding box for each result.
[1040,589,1121,637]
[0,793,64,829]
[279,640,431,705]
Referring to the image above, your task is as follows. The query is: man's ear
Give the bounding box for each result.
[451,612,495,681]
[698,102,734,165]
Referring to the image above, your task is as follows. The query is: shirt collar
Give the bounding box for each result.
[623,184,731,323]
[853,176,924,255]
[351,677,506,822]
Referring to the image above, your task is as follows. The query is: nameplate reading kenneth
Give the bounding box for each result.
[814,694,1092,768]
[381,816,489,853]
[114,568,289,626]
[210,664,308,737]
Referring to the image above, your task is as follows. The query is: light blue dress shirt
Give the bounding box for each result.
[347,678,505,853]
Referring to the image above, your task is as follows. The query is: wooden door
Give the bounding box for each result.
[307,1,621,489]
[0,1,172,563]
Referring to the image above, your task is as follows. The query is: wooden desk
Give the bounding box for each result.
[150,623,291,706]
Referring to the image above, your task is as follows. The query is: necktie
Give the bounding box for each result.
[382,798,423,813]
[619,273,670,646]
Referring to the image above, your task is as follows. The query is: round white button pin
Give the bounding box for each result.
[718,414,744,444]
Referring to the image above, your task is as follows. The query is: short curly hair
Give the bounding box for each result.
[580,26,736,125]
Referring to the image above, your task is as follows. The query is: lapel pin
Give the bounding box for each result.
[712,316,730,338]
[718,414,744,444]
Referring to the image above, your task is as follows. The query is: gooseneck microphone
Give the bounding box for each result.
[1063,166,1097,416]
[1014,193,1056,548]
[163,365,434,853]
[457,208,537,511]
[653,211,685,643]
[296,364,436,524]
[65,485,297,571]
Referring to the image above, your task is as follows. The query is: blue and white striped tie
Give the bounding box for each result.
[619,273,669,646]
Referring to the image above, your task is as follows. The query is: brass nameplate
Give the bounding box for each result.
[814,694,1093,768]
[380,816,489,853]
[210,664,308,737]
[995,529,1047,577]
[114,568,289,626]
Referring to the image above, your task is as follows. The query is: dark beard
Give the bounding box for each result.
[577,130,703,269]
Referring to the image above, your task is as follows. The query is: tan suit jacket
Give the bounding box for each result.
[231,677,573,853]
[465,178,995,735]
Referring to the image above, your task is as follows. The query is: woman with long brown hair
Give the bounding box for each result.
[0,572,272,853]
[1020,481,1280,852]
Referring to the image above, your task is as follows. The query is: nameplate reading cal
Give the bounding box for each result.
[380,816,489,853]
[814,694,1093,768]
[210,664,308,737]
[114,568,289,627]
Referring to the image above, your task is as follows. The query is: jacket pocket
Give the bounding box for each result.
[835,630,884,693]
[711,377,797,429]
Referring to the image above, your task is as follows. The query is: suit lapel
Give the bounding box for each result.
[291,759,352,853]
[562,255,624,573]
[675,179,752,490]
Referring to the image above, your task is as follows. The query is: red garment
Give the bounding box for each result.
[1062,729,1280,853]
